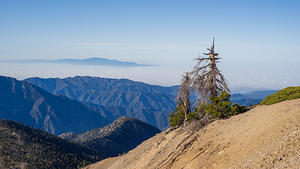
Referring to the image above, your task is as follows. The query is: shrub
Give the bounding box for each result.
[169,102,185,128]
[170,92,246,128]
[204,92,231,119]
[260,86,300,105]
[204,92,245,119]
[187,111,198,120]
[230,103,246,115]
[169,102,199,128]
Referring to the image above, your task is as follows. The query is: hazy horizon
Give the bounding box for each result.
[1,0,299,91]
[0,61,282,93]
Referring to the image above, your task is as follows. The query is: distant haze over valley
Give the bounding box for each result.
[4,57,153,67]
[0,61,283,93]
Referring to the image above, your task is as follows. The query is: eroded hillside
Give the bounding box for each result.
[85,99,300,169]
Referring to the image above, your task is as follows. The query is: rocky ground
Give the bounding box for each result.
[84,99,300,169]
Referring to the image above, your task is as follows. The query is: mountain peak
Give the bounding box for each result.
[60,116,160,158]
[67,116,160,143]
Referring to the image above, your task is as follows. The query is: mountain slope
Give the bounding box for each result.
[0,76,112,135]
[0,119,101,169]
[60,116,160,158]
[86,99,300,169]
[25,76,178,129]
[261,86,300,105]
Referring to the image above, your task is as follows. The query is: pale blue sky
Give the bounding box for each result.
[0,0,299,90]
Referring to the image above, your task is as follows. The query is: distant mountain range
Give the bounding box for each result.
[231,90,277,106]
[0,75,116,135]
[6,57,153,67]
[0,74,275,134]
[0,119,101,169]
[59,116,160,158]
[26,76,178,130]
[25,76,277,130]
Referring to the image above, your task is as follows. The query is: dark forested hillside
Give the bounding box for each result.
[59,116,160,158]
[0,119,102,169]
[0,76,113,135]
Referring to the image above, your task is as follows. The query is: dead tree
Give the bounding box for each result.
[190,38,229,104]
[177,72,191,127]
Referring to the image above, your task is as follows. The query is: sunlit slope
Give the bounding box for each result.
[86,99,300,169]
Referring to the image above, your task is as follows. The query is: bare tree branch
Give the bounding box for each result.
[190,38,230,104]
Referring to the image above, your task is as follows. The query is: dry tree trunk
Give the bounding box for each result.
[178,72,191,128]
[190,38,229,104]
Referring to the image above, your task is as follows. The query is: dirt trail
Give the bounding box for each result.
[85,99,300,169]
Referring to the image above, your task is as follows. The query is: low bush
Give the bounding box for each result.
[204,92,232,119]
[170,92,246,128]
[230,103,246,116]
[169,102,185,128]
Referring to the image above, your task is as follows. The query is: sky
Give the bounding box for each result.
[0,0,299,91]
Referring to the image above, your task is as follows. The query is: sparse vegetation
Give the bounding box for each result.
[169,102,185,128]
[190,38,230,103]
[177,72,192,127]
[170,39,245,128]
[260,86,300,105]
[204,92,246,119]
[231,103,246,115]
[204,92,232,119]
[170,92,246,127]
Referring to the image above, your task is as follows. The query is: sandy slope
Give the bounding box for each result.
[85,99,300,169]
